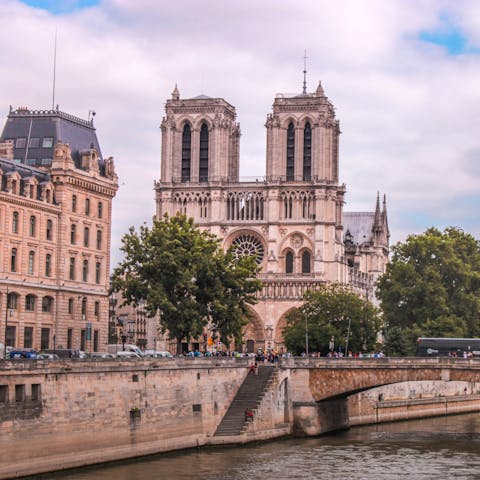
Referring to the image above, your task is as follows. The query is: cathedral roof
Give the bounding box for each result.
[0,107,104,173]
[190,94,214,100]
[343,212,375,245]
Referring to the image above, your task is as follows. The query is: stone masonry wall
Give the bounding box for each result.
[0,358,249,479]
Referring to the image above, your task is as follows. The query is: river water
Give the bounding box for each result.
[54,413,480,480]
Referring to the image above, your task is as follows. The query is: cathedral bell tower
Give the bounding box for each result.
[159,86,240,184]
[265,81,340,183]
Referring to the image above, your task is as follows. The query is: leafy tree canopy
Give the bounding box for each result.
[377,227,480,355]
[283,283,382,355]
[111,214,262,350]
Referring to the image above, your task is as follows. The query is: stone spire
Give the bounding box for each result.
[373,191,382,233]
[171,84,180,100]
[315,81,325,97]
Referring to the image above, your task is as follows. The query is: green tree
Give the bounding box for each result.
[377,227,480,355]
[283,283,382,355]
[111,214,262,352]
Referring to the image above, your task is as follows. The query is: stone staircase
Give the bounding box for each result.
[214,364,276,437]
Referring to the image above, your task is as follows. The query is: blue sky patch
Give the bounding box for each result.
[20,0,100,14]
[419,14,479,55]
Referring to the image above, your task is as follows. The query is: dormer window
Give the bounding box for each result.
[15,138,26,148]
[28,137,40,148]
[42,137,53,148]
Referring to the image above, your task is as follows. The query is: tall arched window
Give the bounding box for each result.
[71,224,76,244]
[7,292,18,310]
[12,211,19,233]
[46,219,53,240]
[82,259,89,282]
[199,123,209,182]
[95,261,101,284]
[302,251,311,274]
[72,194,77,212]
[85,198,90,216]
[181,124,191,182]
[29,216,36,236]
[42,296,53,313]
[286,122,295,181]
[28,251,35,275]
[25,294,36,312]
[81,297,87,318]
[303,122,312,180]
[45,254,52,277]
[84,227,89,247]
[11,248,17,272]
[69,257,75,280]
[286,251,294,274]
[97,202,103,219]
[96,230,102,250]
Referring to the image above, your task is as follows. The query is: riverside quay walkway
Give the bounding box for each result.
[1,356,480,478]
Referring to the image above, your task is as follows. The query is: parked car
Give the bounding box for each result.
[8,350,38,359]
[115,351,142,358]
[37,353,60,360]
[90,352,116,359]
[143,350,173,358]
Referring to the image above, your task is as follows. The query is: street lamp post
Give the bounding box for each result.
[345,317,351,356]
[329,336,335,354]
[305,316,309,357]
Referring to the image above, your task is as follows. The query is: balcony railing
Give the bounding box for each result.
[156,175,341,186]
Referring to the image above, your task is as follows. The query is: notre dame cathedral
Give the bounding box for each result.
[155,81,389,353]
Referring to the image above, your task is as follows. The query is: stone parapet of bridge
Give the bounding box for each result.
[280,357,480,402]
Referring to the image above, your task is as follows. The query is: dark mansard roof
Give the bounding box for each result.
[0,157,55,203]
[0,107,104,172]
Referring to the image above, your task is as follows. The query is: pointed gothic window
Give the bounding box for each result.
[302,251,311,274]
[286,251,294,274]
[199,123,209,182]
[181,124,191,182]
[303,122,312,180]
[286,122,295,181]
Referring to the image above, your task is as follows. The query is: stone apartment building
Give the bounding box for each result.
[0,107,118,352]
[155,82,389,353]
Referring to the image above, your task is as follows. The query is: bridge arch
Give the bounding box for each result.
[305,359,480,401]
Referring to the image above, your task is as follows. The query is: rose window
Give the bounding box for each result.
[231,234,264,265]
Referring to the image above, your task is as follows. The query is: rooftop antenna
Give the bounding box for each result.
[302,49,308,94]
[52,28,57,111]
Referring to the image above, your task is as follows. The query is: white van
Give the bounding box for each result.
[107,344,144,357]
[116,350,142,359]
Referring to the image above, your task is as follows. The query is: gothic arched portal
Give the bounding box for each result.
[242,307,265,353]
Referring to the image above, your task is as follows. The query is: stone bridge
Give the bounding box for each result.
[282,357,480,435]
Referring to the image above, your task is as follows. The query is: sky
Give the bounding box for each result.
[1,0,480,267]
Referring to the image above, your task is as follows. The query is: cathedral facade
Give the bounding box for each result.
[155,83,389,353]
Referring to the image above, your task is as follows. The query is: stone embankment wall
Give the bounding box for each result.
[348,380,480,425]
[0,358,250,479]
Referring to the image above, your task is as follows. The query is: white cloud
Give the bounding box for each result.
[2,0,480,265]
